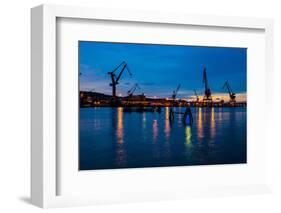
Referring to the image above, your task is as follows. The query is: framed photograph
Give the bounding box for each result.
[31,4,274,208]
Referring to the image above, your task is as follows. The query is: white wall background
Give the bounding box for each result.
[0,0,281,212]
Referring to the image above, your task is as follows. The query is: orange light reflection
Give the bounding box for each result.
[164,107,171,140]
[210,107,216,139]
[116,107,123,144]
[197,107,203,138]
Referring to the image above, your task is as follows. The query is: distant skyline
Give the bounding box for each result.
[79,41,247,100]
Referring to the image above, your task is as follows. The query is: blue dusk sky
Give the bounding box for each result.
[79,41,247,99]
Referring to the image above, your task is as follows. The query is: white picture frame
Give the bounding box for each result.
[31,4,274,208]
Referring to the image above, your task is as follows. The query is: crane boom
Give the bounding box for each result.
[172,84,181,100]
[111,61,126,73]
[175,84,181,93]
[116,63,132,83]
[194,89,199,102]
[127,83,140,96]
[108,61,132,98]
[194,89,198,96]
[222,81,231,94]
[222,80,236,102]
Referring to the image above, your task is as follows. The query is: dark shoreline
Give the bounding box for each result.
[80,105,247,108]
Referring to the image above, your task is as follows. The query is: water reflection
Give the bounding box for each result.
[185,126,192,148]
[142,112,146,128]
[79,107,247,170]
[177,107,182,125]
[153,119,158,143]
[210,107,216,139]
[116,107,126,166]
[197,108,203,139]
[218,108,223,121]
[164,107,171,140]
[116,107,123,144]
[163,107,171,157]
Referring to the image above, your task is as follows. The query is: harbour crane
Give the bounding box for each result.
[108,61,132,98]
[202,67,212,102]
[222,80,236,102]
[172,84,181,100]
[127,83,140,97]
[194,89,199,102]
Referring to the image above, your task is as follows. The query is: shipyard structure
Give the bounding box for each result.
[80,62,246,108]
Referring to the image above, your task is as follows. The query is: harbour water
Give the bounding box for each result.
[79,107,246,170]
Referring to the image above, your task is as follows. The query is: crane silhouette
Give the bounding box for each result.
[127,83,140,97]
[108,61,132,99]
[171,84,181,100]
[202,66,212,102]
[222,80,236,102]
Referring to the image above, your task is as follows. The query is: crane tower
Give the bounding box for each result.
[108,61,132,99]
[202,67,212,103]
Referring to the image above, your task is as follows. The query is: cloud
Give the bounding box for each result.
[140,82,156,86]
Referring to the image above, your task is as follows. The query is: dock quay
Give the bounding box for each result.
[80,91,246,108]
